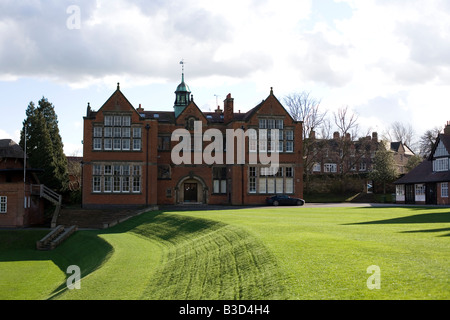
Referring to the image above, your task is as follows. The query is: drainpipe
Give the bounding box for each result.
[145,124,150,207]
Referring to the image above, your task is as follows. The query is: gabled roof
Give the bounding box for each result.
[0,139,25,159]
[395,131,450,185]
[176,101,208,122]
[394,160,450,184]
[429,134,450,160]
[85,84,142,119]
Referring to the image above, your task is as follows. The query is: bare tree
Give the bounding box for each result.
[333,105,359,139]
[383,121,418,152]
[284,91,326,139]
[419,126,442,157]
[284,91,326,193]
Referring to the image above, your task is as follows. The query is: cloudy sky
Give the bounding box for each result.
[1,0,450,156]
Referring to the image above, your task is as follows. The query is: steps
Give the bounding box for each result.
[31,184,63,228]
[350,192,376,203]
[36,225,78,251]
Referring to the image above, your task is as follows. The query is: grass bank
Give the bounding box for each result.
[0,206,449,300]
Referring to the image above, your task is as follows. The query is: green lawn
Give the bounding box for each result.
[0,206,449,300]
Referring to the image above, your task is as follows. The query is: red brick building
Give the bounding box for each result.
[82,76,303,208]
[0,139,45,227]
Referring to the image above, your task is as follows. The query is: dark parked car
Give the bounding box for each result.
[266,195,305,206]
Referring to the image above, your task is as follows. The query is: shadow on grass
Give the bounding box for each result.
[0,210,288,300]
[344,208,450,237]
[0,229,115,299]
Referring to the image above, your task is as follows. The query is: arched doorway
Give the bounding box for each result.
[175,175,208,204]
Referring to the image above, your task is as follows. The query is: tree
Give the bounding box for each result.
[333,105,359,138]
[419,127,442,157]
[383,121,418,153]
[369,143,399,194]
[405,154,423,173]
[284,91,326,193]
[20,98,69,192]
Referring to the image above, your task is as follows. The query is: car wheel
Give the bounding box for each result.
[297,200,304,206]
[273,201,279,206]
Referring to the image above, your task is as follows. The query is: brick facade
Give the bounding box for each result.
[0,140,45,228]
[82,83,303,208]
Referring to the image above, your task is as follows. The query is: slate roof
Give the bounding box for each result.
[0,139,25,159]
[394,160,450,184]
[395,132,450,184]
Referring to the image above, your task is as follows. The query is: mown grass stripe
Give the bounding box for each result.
[135,213,287,300]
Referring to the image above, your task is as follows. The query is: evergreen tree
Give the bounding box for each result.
[20,98,69,192]
[369,143,399,194]
[37,97,69,191]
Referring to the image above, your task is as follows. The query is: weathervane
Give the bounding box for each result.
[180,59,185,74]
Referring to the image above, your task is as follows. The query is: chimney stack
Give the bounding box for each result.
[372,132,378,142]
[333,132,340,140]
[444,121,450,135]
[224,93,234,124]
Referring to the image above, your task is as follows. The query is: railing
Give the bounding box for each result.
[31,185,62,205]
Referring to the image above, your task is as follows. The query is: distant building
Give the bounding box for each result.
[67,156,82,191]
[308,132,415,176]
[82,74,304,208]
[395,122,450,205]
[0,139,44,227]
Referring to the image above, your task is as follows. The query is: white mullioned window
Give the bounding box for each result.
[442,182,449,198]
[0,196,7,213]
[433,158,449,172]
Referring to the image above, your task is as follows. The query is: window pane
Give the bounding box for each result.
[259,177,267,193]
[122,128,131,138]
[213,180,220,193]
[221,180,227,194]
[0,196,7,213]
[104,139,112,150]
[104,177,112,192]
[259,119,267,129]
[249,177,256,193]
[123,116,131,127]
[133,128,142,138]
[286,178,294,193]
[286,141,294,152]
[133,139,141,151]
[276,178,283,194]
[122,139,130,150]
[94,139,102,150]
[105,127,113,137]
[104,165,112,175]
[122,177,130,192]
[94,127,102,138]
[114,177,121,192]
[286,131,294,140]
[104,116,113,126]
[267,178,275,193]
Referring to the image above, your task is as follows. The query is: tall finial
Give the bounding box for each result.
[180,59,185,82]
[117,82,120,90]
